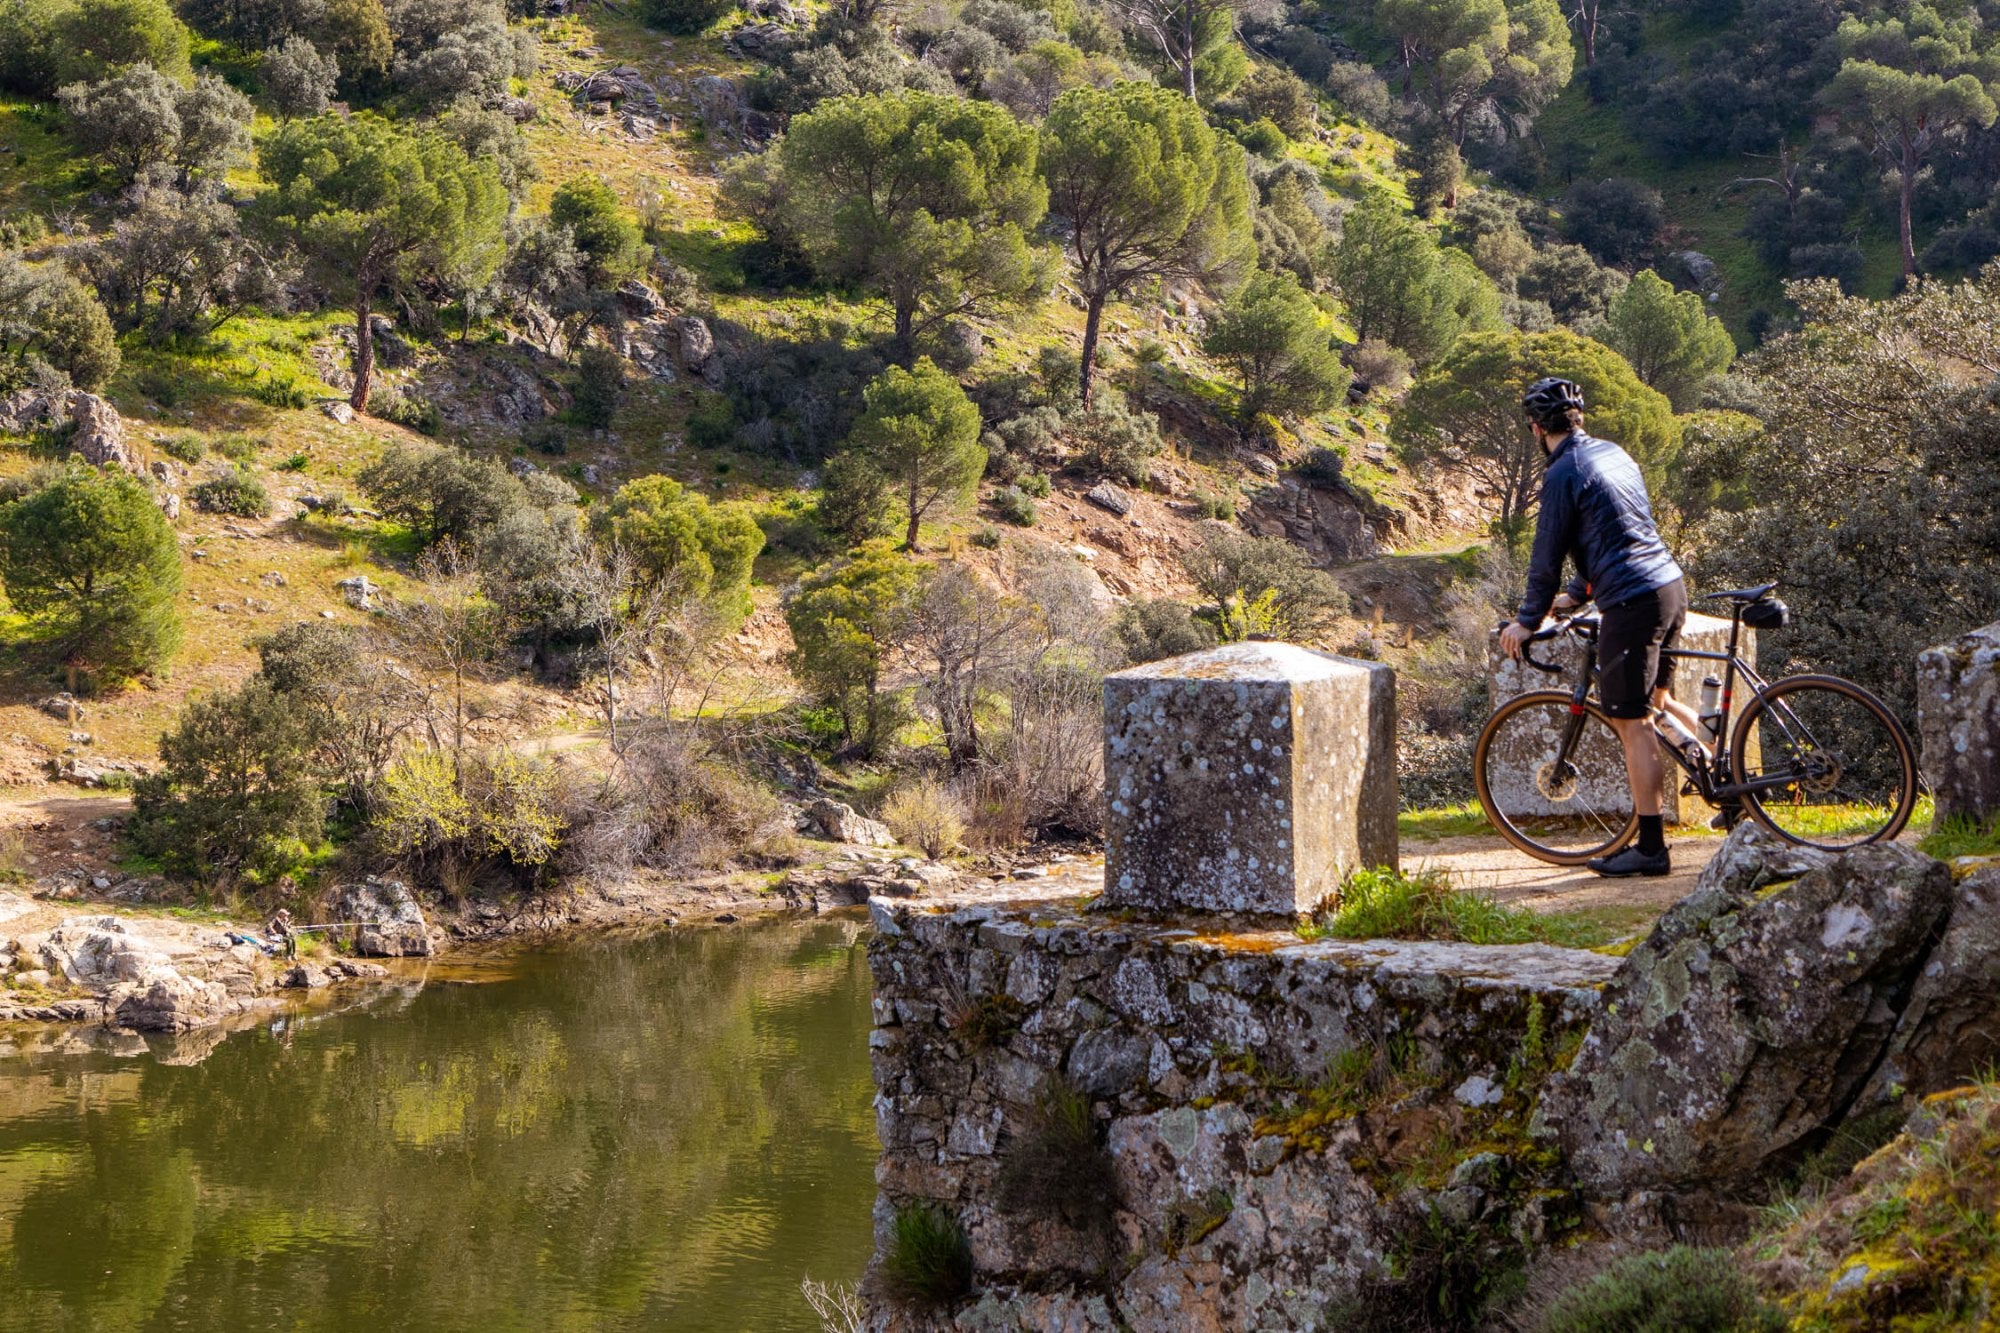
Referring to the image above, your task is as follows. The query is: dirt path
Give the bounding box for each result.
[1405,832,1724,916]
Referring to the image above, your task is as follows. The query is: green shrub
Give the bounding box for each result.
[881,779,967,858]
[879,1204,973,1311]
[1016,471,1051,498]
[249,372,313,409]
[159,434,205,464]
[991,484,1037,526]
[686,395,736,449]
[1191,488,1235,520]
[969,524,1003,548]
[996,1078,1118,1235]
[213,434,260,463]
[1538,1246,1786,1333]
[373,388,442,436]
[522,420,569,455]
[278,452,309,472]
[1237,117,1287,156]
[1114,598,1216,664]
[570,345,625,429]
[1070,398,1164,485]
[1296,446,1346,489]
[191,469,272,517]
[129,680,329,887]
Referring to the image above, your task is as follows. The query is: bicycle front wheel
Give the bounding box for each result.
[1730,674,1918,850]
[1474,690,1639,865]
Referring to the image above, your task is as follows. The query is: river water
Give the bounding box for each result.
[0,917,879,1332]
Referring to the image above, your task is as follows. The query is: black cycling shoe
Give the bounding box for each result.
[1586,845,1673,878]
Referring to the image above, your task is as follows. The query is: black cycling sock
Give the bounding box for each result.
[1637,814,1666,856]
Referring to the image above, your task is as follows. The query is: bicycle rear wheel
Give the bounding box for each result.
[1473,690,1639,865]
[1729,674,1918,850]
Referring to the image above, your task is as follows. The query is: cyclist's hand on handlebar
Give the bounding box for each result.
[1552,592,1582,613]
[1499,620,1533,661]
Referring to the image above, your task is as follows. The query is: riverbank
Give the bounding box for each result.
[0,782,1076,1048]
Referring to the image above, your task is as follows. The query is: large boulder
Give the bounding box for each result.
[674,315,723,386]
[111,972,233,1033]
[1540,826,1954,1197]
[800,797,896,848]
[1861,863,2000,1106]
[331,877,433,957]
[1917,621,2000,823]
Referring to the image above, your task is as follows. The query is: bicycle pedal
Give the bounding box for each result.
[1680,780,1701,797]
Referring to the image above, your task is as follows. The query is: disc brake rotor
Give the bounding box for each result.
[1536,761,1579,803]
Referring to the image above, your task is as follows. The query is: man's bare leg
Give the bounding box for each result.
[1611,715,1664,815]
[1655,687,1706,753]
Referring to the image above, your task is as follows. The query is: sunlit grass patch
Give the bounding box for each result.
[1399,801,1491,842]
[1301,866,1617,948]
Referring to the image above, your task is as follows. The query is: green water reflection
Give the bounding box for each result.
[0,917,879,1332]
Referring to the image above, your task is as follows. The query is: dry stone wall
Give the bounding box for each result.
[865,896,1616,1330]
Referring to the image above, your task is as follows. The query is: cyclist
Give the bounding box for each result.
[1498,377,1700,878]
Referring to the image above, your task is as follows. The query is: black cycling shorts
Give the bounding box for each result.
[1597,577,1687,719]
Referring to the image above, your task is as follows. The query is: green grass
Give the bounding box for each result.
[1919,810,2000,861]
[1301,866,1617,948]
[1399,801,1492,842]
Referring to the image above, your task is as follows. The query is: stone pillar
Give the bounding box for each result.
[1919,621,2000,824]
[1102,642,1397,918]
[1487,610,1752,825]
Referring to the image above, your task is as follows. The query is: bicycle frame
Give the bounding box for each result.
[1539,608,1820,805]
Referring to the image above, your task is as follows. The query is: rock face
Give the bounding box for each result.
[1102,643,1397,917]
[1486,610,1752,825]
[1538,826,1954,1196]
[332,878,433,957]
[800,797,897,848]
[866,895,1617,1330]
[1917,620,2000,822]
[25,915,238,1032]
[1244,476,1385,564]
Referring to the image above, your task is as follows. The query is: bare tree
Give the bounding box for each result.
[381,539,501,767]
[903,564,1035,771]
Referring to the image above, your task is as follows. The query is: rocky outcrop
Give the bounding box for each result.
[0,388,133,470]
[674,314,724,387]
[1918,620,2000,822]
[1244,476,1386,565]
[799,798,896,848]
[331,877,434,957]
[1539,827,1954,1197]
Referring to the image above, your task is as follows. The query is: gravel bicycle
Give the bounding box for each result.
[1472,582,1920,864]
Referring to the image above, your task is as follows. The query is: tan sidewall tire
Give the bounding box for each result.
[1729,674,1919,849]
[1474,690,1640,866]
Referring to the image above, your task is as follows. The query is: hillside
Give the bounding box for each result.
[0,0,1996,905]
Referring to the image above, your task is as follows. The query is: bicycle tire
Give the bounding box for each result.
[1474,690,1639,866]
[1729,674,1918,850]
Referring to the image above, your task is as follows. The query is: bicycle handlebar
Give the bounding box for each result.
[1501,610,1599,676]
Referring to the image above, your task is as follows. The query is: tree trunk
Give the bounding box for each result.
[351,296,375,412]
[904,485,923,552]
[1580,3,1597,64]
[1078,291,1106,409]
[893,300,917,366]
[1897,152,1918,279]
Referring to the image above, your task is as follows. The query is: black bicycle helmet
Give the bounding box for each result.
[1523,376,1585,429]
